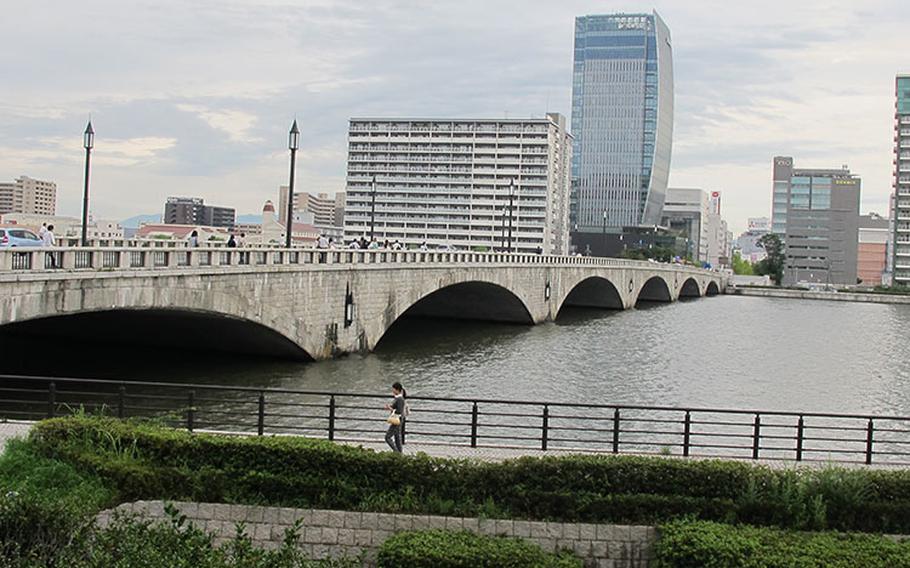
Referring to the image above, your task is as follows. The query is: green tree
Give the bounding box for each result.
[731,251,754,275]
[754,233,785,285]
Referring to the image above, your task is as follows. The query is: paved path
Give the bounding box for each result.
[0,420,33,449]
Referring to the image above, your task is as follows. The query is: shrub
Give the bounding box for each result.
[377,530,582,568]
[26,416,910,533]
[653,520,910,568]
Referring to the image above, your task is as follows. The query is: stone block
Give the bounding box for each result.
[530,522,549,539]
[594,559,614,568]
[260,539,280,551]
[545,522,563,539]
[230,505,249,522]
[253,523,271,541]
[562,523,579,540]
[214,504,233,522]
[572,539,592,558]
[304,527,323,544]
[494,519,513,535]
[197,503,215,520]
[536,538,557,553]
[322,527,339,544]
[395,515,414,531]
[578,523,597,541]
[478,518,498,536]
[354,529,373,547]
[312,544,331,558]
[410,515,431,530]
[360,512,379,529]
[262,506,281,525]
[427,515,447,530]
[343,511,363,528]
[338,528,356,546]
[279,507,299,525]
[247,507,265,524]
[178,502,199,518]
[324,510,345,527]
[462,517,480,533]
[608,541,628,561]
[446,517,465,531]
[272,524,291,541]
[310,510,330,527]
[629,525,651,543]
[372,530,392,545]
[591,541,609,558]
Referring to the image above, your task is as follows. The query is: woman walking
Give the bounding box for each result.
[384,382,406,453]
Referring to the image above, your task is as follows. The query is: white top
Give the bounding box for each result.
[42,230,55,247]
[317,236,330,249]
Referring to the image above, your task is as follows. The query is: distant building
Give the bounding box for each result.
[734,217,772,264]
[705,211,731,268]
[773,157,860,286]
[0,213,122,240]
[570,12,674,242]
[278,189,344,229]
[661,188,710,262]
[344,115,572,253]
[858,213,889,286]
[891,75,910,285]
[254,200,319,247]
[0,176,56,216]
[164,197,235,228]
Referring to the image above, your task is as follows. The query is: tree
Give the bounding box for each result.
[731,251,754,275]
[754,233,784,285]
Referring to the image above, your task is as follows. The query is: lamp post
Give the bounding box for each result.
[601,209,607,256]
[285,120,300,248]
[81,121,94,246]
[369,174,377,242]
[507,179,515,253]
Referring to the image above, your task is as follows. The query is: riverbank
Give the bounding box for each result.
[726,286,910,304]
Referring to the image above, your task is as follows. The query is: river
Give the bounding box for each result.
[5,295,910,416]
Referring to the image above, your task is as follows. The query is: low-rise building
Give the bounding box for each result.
[858,213,889,286]
[0,213,123,240]
[661,188,710,262]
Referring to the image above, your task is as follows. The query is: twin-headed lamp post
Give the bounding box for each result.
[81,121,94,246]
[285,120,300,248]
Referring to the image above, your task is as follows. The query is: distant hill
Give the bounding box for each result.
[121,214,160,228]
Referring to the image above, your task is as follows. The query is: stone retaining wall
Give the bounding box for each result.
[97,500,657,568]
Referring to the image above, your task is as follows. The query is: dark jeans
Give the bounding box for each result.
[385,422,402,452]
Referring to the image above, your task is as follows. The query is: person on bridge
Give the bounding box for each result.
[42,224,56,268]
[227,234,237,248]
[188,230,199,248]
[384,382,407,453]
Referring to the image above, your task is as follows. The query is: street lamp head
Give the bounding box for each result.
[83,121,94,150]
[288,119,300,150]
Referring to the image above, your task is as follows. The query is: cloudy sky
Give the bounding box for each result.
[1,0,907,233]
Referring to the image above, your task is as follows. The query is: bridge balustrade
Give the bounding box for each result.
[0,246,721,278]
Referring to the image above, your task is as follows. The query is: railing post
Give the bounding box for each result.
[866,418,874,465]
[187,390,195,433]
[470,402,478,448]
[612,408,620,454]
[683,411,691,457]
[796,415,804,462]
[328,396,336,441]
[752,414,761,460]
[541,405,549,451]
[47,382,56,418]
[118,385,126,419]
[257,392,266,436]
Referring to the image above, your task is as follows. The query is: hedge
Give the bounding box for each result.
[27,416,910,532]
[377,530,582,568]
[653,520,910,568]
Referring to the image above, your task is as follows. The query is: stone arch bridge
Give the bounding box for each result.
[0,247,726,360]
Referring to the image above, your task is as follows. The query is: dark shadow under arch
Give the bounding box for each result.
[0,309,312,362]
[375,281,534,350]
[706,281,721,296]
[636,276,673,305]
[679,278,701,299]
[558,277,624,318]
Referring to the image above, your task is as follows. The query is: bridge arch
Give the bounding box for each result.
[374,280,534,349]
[679,277,701,298]
[705,281,721,296]
[635,276,673,305]
[0,308,312,360]
[558,276,624,316]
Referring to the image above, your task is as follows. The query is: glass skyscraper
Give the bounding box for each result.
[570,12,674,234]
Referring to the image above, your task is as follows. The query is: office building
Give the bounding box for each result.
[0,176,57,215]
[343,114,572,253]
[858,213,889,286]
[661,188,710,262]
[734,217,772,263]
[891,75,910,285]
[163,197,235,228]
[278,189,344,228]
[570,11,674,242]
[773,157,861,286]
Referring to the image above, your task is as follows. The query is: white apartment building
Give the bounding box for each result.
[343,114,572,253]
[0,176,56,216]
[661,188,711,262]
[278,188,345,228]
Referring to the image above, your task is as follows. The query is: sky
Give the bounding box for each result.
[1,0,907,234]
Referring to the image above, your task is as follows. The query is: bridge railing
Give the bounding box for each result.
[0,246,717,275]
[0,374,904,465]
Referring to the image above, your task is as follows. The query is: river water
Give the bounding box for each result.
[8,295,909,417]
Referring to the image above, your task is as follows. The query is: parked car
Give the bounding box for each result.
[0,228,42,247]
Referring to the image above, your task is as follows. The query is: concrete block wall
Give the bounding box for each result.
[96,500,658,568]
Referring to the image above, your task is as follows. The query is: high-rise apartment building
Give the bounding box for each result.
[344,114,572,253]
[891,75,910,285]
[163,197,235,228]
[773,157,860,286]
[0,176,56,215]
[570,12,674,238]
[278,189,344,228]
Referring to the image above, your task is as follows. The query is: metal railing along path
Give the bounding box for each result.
[0,246,719,276]
[0,375,906,466]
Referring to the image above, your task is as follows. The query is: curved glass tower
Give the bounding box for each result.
[571,11,674,233]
